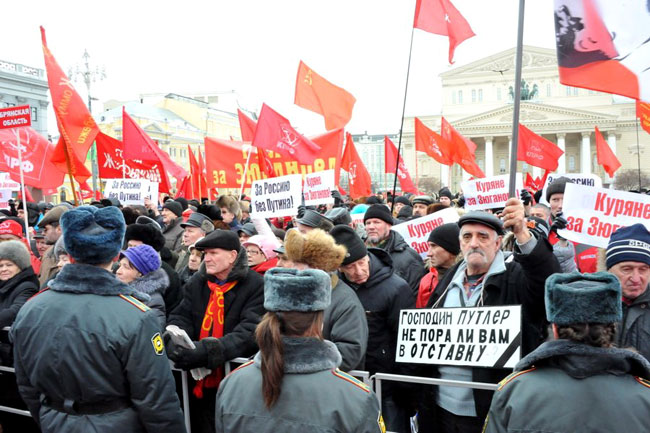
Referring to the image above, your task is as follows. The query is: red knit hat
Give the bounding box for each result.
[0,220,23,239]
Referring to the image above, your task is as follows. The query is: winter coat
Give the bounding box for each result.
[161,260,182,317]
[422,237,561,421]
[324,277,369,371]
[178,265,197,286]
[175,247,190,273]
[10,263,185,433]
[0,267,39,365]
[416,268,438,309]
[381,230,426,298]
[162,217,184,253]
[128,268,169,331]
[168,247,265,369]
[618,287,650,361]
[484,339,650,433]
[38,245,58,287]
[215,337,383,433]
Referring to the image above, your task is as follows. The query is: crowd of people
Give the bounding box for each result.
[0,176,649,433]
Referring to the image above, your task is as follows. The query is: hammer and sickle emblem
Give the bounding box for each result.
[304,70,313,86]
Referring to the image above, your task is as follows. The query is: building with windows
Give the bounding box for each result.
[348,132,399,193]
[400,46,649,193]
[0,59,49,137]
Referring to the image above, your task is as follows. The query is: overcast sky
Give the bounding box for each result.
[2,0,556,136]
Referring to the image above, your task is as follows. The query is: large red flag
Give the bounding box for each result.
[524,172,536,191]
[441,117,485,178]
[188,145,200,199]
[517,124,564,171]
[414,117,453,165]
[41,27,98,182]
[95,131,173,194]
[554,0,649,101]
[413,0,475,63]
[122,109,187,180]
[252,103,322,165]
[341,133,372,198]
[175,175,192,199]
[237,109,257,142]
[595,126,621,177]
[294,61,356,130]
[384,136,418,194]
[636,101,650,135]
[197,150,209,199]
[0,127,65,189]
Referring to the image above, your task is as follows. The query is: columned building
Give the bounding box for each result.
[0,59,49,137]
[401,46,648,193]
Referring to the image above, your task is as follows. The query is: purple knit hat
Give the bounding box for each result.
[120,244,161,275]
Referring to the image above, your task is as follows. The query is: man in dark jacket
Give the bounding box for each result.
[10,206,185,433]
[331,225,413,433]
[363,204,427,296]
[167,229,265,433]
[605,224,650,360]
[161,200,184,252]
[420,198,561,432]
[484,272,650,433]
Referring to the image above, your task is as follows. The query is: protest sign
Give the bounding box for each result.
[0,189,13,208]
[0,105,31,129]
[350,210,366,227]
[0,173,20,190]
[558,183,650,248]
[391,207,460,258]
[303,169,335,206]
[104,178,150,206]
[251,174,302,218]
[539,173,602,205]
[145,182,159,207]
[396,306,522,368]
[461,174,523,211]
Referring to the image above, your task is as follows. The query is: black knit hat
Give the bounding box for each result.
[427,223,460,255]
[163,201,183,217]
[194,229,241,252]
[330,225,367,266]
[175,197,189,211]
[546,177,574,202]
[363,204,394,225]
[439,187,453,200]
[394,196,411,206]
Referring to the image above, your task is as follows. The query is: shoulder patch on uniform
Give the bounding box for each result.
[332,369,370,393]
[497,367,536,390]
[635,377,650,389]
[377,411,386,433]
[119,294,150,312]
[151,332,164,355]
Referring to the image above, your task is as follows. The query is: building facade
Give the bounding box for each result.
[349,132,399,192]
[0,59,49,137]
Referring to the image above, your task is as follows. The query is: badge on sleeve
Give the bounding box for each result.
[377,412,386,433]
[151,332,164,356]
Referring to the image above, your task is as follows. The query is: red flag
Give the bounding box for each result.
[175,175,192,199]
[252,104,322,165]
[384,136,418,194]
[294,61,356,130]
[413,0,475,63]
[40,27,99,182]
[441,117,485,178]
[122,109,187,180]
[341,133,372,198]
[414,117,453,165]
[0,128,65,189]
[188,145,200,199]
[595,126,621,177]
[636,101,650,135]
[517,124,564,171]
[95,131,173,194]
[524,172,536,191]
[237,109,257,142]
[198,150,209,199]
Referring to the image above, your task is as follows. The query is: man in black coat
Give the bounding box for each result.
[167,229,265,433]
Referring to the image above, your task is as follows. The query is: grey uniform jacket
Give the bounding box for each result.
[10,263,186,433]
[618,286,650,361]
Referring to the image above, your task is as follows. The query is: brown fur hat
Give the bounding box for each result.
[284,228,346,272]
[216,195,242,221]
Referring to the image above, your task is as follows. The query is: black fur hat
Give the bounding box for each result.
[124,223,166,252]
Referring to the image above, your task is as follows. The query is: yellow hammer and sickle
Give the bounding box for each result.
[304,70,313,86]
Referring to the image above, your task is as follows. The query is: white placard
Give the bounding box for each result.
[461,174,523,211]
[539,173,602,205]
[104,178,151,206]
[0,173,20,190]
[251,174,302,218]
[145,182,159,207]
[350,211,366,227]
[558,183,650,248]
[303,169,335,206]
[0,189,13,208]
[396,306,522,368]
[391,207,460,258]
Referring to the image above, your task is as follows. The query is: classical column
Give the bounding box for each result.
[484,136,494,177]
[557,133,566,173]
[440,165,450,187]
[607,131,617,182]
[507,136,512,173]
[581,132,591,174]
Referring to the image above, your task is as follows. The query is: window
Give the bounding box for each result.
[546,83,552,97]
[569,156,576,171]
[497,87,502,101]
[472,89,476,103]
[478,89,483,102]
[458,90,463,104]
[565,86,572,96]
[499,158,506,173]
[522,162,528,171]
[478,159,484,170]
[573,87,579,96]
[452,91,456,104]
[31,107,37,122]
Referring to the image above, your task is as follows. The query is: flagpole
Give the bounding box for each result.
[391,27,416,212]
[14,129,30,244]
[508,0,526,198]
[238,147,253,199]
[636,119,642,191]
[63,145,79,207]
[188,150,194,200]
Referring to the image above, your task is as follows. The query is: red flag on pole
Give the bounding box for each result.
[237,109,257,142]
[413,0,475,63]
[294,61,356,130]
[414,117,453,165]
[595,126,621,177]
[385,136,418,194]
[524,172,536,191]
[188,145,200,199]
[517,124,564,171]
[341,133,372,198]
[198,150,209,198]
[40,27,99,182]
[636,100,650,135]
[252,103,322,165]
[441,117,485,178]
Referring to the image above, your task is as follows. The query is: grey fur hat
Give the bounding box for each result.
[263,268,331,312]
[0,240,31,271]
[53,236,68,258]
[545,271,622,325]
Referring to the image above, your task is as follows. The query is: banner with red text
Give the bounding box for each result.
[461,174,523,211]
[303,169,335,206]
[391,207,460,259]
[558,183,650,248]
[539,173,602,205]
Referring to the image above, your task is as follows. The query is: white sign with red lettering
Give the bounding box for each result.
[0,105,31,129]
[539,173,602,205]
[461,174,523,211]
[0,189,13,208]
[391,207,460,259]
[0,173,20,190]
[303,169,335,206]
[558,183,650,248]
